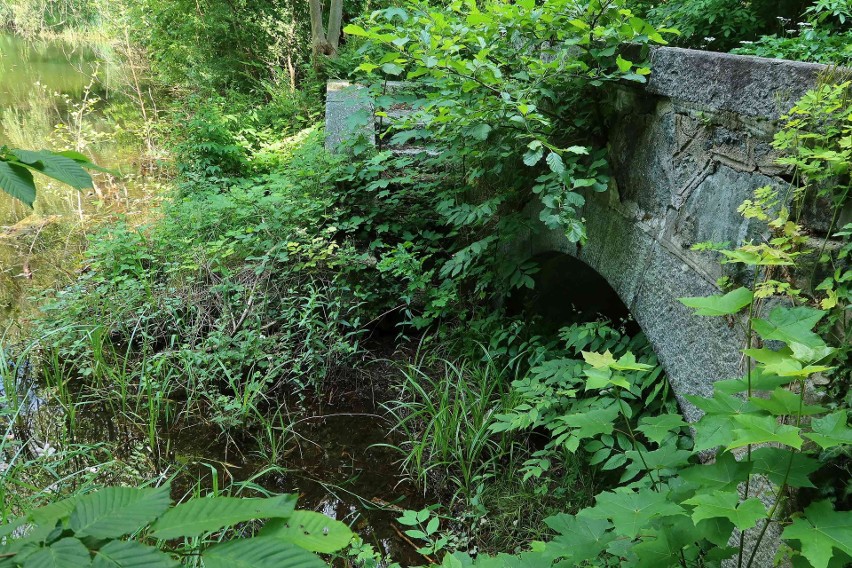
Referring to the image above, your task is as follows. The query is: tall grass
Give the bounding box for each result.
[381,352,519,504]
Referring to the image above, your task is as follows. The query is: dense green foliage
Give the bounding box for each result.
[1,0,851,567]
[0,486,353,566]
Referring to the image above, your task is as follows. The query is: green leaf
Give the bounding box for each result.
[744,347,833,378]
[29,496,80,527]
[728,414,803,450]
[751,447,821,488]
[11,149,93,190]
[580,488,685,538]
[752,307,832,362]
[691,413,736,452]
[342,24,369,37]
[781,501,852,568]
[679,452,752,492]
[201,537,325,568]
[749,388,826,416]
[684,491,766,530]
[615,55,632,72]
[381,63,404,75]
[687,391,758,416]
[582,350,616,369]
[0,160,37,207]
[560,405,620,440]
[70,485,171,539]
[149,494,297,539]
[467,124,492,141]
[679,287,752,316]
[22,538,91,568]
[545,152,565,176]
[542,514,615,564]
[804,411,852,449]
[260,511,353,554]
[92,541,178,568]
[636,414,687,444]
[523,144,544,166]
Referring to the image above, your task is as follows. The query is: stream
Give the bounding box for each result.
[0,32,425,564]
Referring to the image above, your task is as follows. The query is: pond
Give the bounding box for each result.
[0,32,427,565]
[0,31,156,334]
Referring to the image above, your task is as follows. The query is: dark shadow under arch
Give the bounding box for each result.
[508,252,640,336]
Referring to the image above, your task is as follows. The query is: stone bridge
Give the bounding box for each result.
[326,47,846,423]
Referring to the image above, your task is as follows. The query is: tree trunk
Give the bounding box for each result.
[309,0,332,56]
[326,0,344,53]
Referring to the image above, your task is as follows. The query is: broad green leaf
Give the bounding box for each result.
[744,347,833,378]
[467,124,492,141]
[560,405,620,440]
[542,514,615,564]
[688,391,758,415]
[679,287,752,316]
[28,495,80,526]
[804,411,852,449]
[752,307,832,362]
[582,350,616,369]
[580,487,685,538]
[679,452,751,492]
[636,414,687,444]
[545,152,565,176]
[92,540,178,568]
[612,352,653,371]
[781,501,852,568]
[615,55,632,72]
[342,24,369,37]
[728,414,803,450]
[695,517,737,547]
[751,447,821,488]
[691,413,736,452]
[749,388,826,416]
[381,63,404,76]
[149,494,297,539]
[523,144,544,166]
[11,150,93,190]
[633,516,695,567]
[260,511,353,553]
[584,367,630,390]
[201,537,324,568]
[0,161,37,207]
[713,369,796,394]
[22,538,91,568]
[684,491,766,530]
[70,485,171,539]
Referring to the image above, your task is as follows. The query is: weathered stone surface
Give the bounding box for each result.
[325,81,374,152]
[646,47,827,119]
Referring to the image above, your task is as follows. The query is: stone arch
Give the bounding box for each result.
[515,193,747,424]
